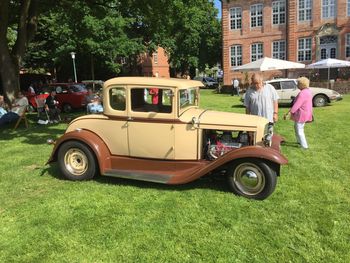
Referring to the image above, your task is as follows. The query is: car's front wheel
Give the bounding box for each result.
[227,158,277,200]
[313,94,328,107]
[58,141,97,181]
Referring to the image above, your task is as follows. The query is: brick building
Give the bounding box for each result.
[222,0,350,85]
[139,47,170,78]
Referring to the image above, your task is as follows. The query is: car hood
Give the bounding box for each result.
[179,108,268,131]
[309,86,334,94]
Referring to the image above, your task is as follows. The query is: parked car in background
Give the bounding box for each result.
[47,77,288,200]
[45,83,88,112]
[193,76,219,89]
[241,78,342,107]
[82,80,104,93]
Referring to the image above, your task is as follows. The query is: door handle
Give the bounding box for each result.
[127,117,133,121]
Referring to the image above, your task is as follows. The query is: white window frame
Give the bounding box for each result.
[153,51,158,65]
[251,43,263,62]
[230,45,242,67]
[272,0,286,25]
[272,40,286,60]
[230,7,242,30]
[346,34,350,57]
[250,4,263,28]
[322,0,336,18]
[298,0,312,21]
[298,38,312,61]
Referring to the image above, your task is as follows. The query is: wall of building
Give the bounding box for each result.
[140,47,170,78]
[222,0,350,86]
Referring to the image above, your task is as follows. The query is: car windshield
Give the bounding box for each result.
[69,84,87,92]
[205,77,216,82]
[179,87,198,110]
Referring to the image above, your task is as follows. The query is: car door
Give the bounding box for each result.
[280,80,298,103]
[127,86,175,159]
[103,86,129,156]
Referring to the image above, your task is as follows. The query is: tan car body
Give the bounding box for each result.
[48,77,287,199]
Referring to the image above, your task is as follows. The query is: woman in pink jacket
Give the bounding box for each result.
[284,77,313,149]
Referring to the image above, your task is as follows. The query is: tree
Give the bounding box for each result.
[0,0,41,102]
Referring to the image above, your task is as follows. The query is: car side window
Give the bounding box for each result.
[131,87,172,113]
[110,87,126,111]
[281,81,297,90]
[269,82,281,90]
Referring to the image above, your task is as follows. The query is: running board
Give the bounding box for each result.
[104,169,172,184]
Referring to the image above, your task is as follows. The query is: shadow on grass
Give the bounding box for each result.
[44,162,231,194]
[0,112,84,145]
[281,141,300,148]
[231,104,245,108]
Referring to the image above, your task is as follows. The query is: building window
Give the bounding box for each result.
[251,43,263,62]
[230,7,242,30]
[298,0,312,21]
[230,45,242,67]
[346,34,350,57]
[250,4,263,27]
[272,0,286,25]
[298,38,312,61]
[272,40,286,60]
[348,0,350,16]
[153,51,158,64]
[322,0,336,18]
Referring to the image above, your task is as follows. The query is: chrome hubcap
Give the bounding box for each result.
[233,163,265,195]
[64,148,88,176]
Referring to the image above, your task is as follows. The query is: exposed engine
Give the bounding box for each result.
[205,130,251,160]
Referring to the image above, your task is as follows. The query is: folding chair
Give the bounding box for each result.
[35,96,50,123]
[13,106,29,130]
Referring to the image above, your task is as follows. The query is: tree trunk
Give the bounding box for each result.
[0,41,20,103]
[0,0,37,103]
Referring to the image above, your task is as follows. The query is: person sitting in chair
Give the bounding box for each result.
[0,91,28,127]
[86,88,103,113]
[45,90,60,123]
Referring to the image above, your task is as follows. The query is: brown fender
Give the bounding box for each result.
[47,129,112,174]
[168,146,288,184]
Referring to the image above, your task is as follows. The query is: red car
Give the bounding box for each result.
[27,83,88,113]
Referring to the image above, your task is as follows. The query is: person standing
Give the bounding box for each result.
[233,78,240,96]
[244,73,279,124]
[283,77,313,149]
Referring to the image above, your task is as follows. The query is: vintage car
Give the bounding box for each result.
[47,77,288,200]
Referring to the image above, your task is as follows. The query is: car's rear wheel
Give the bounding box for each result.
[63,103,72,113]
[313,94,328,107]
[58,141,97,181]
[227,158,277,200]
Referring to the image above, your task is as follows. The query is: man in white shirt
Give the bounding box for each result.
[0,91,29,127]
[244,73,279,124]
[233,78,239,96]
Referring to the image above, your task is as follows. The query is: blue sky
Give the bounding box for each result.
[214,0,222,18]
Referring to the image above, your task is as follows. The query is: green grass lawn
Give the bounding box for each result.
[1,93,349,262]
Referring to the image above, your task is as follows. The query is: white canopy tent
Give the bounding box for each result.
[233,57,306,72]
[306,58,350,88]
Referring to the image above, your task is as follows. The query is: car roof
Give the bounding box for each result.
[104,77,204,89]
[267,78,296,82]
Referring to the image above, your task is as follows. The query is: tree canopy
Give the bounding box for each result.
[0,0,221,100]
